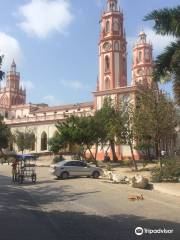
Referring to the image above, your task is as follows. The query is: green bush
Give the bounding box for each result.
[53,155,64,164]
[73,154,81,160]
[0,158,5,164]
[163,157,180,181]
[151,167,163,182]
[151,157,180,182]
[106,164,112,171]
[121,159,133,167]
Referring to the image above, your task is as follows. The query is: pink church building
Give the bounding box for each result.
[0,0,155,160]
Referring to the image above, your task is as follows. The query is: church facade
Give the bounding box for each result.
[0,0,155,159]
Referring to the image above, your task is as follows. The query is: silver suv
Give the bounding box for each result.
[49,160,102,179]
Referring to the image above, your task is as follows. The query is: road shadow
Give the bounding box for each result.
[0,174,180,240]
[0,173,101,207]
[43,210,180,240]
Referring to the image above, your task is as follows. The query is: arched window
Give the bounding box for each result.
[145,49,149,61]
[11,96,15,105]
[110,2,115,11]
[106,21,110,33]
[105,77,110,89]
[31,133,36,151]
[113,21,119,31]
[138,51,142,62]
[5,111,8,118]
[114,41,119,51]
[105,55,110,72]
[53,131,59,138]
[1,94,8,107]
[41,131,47,151]
[14,96,19,105]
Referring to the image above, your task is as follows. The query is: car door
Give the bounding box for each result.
[64,161,78,176]
[76,161,91,176]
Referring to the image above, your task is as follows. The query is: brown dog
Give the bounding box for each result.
[128,194,144,201]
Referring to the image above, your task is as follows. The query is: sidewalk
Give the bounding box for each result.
[153,183,180,197]
[113,167,180,197]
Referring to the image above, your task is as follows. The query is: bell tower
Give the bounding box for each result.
[131,31,156,88]
[98,0,127,92]
[0,60,26,108]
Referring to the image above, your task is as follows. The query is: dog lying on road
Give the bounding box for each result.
[128,194,144,201]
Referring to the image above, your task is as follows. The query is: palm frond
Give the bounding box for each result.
[144,6,180,37]
[153,40,180,82]
[0,70,5,81]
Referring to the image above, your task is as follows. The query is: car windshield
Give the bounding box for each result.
[56,160,67,166]
[64,161,79,166]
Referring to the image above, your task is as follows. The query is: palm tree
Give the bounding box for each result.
[0,55,5,87]
[144,6,180,105]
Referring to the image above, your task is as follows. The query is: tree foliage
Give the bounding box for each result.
[14,130,36,154]
[49,92,178,171]
[48,131,65,154]
[95,97,119,161]
[144,6,180,37]
[144,6,180,105]
[49,115,105,165]
[0,116,11,154]
[133,88,177,165]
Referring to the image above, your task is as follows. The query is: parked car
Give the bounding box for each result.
[49,160,102,179]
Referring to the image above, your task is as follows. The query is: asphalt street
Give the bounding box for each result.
[0,165,180,240]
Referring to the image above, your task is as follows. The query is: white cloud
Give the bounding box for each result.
[0,32,22,69]
[43,95,62,105]
[21,80,34,90]
[60,79,87,90]
[18,0,74,39]
[43,95,56,101]
[127,28,175,56]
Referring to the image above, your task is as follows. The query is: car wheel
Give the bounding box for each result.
[61,171,69,179]
[92,171,100,179]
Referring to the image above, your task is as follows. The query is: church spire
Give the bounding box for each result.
[131,31,157,88]
[11,59,16,72]
[138,31,147,44]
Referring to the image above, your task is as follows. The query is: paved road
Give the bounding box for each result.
[0,165,180,240]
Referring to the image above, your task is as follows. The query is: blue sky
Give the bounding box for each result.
[0,0,179,106]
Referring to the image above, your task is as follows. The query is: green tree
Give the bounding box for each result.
[0,115,11,156]
[95,97,138,167]
[115,102,138,171]
[14,130,36,154]
[50,115,104,165]
[96,98,119,161]
[133,88,177,168]
[48,131,66,154]
[144,6,180,105]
